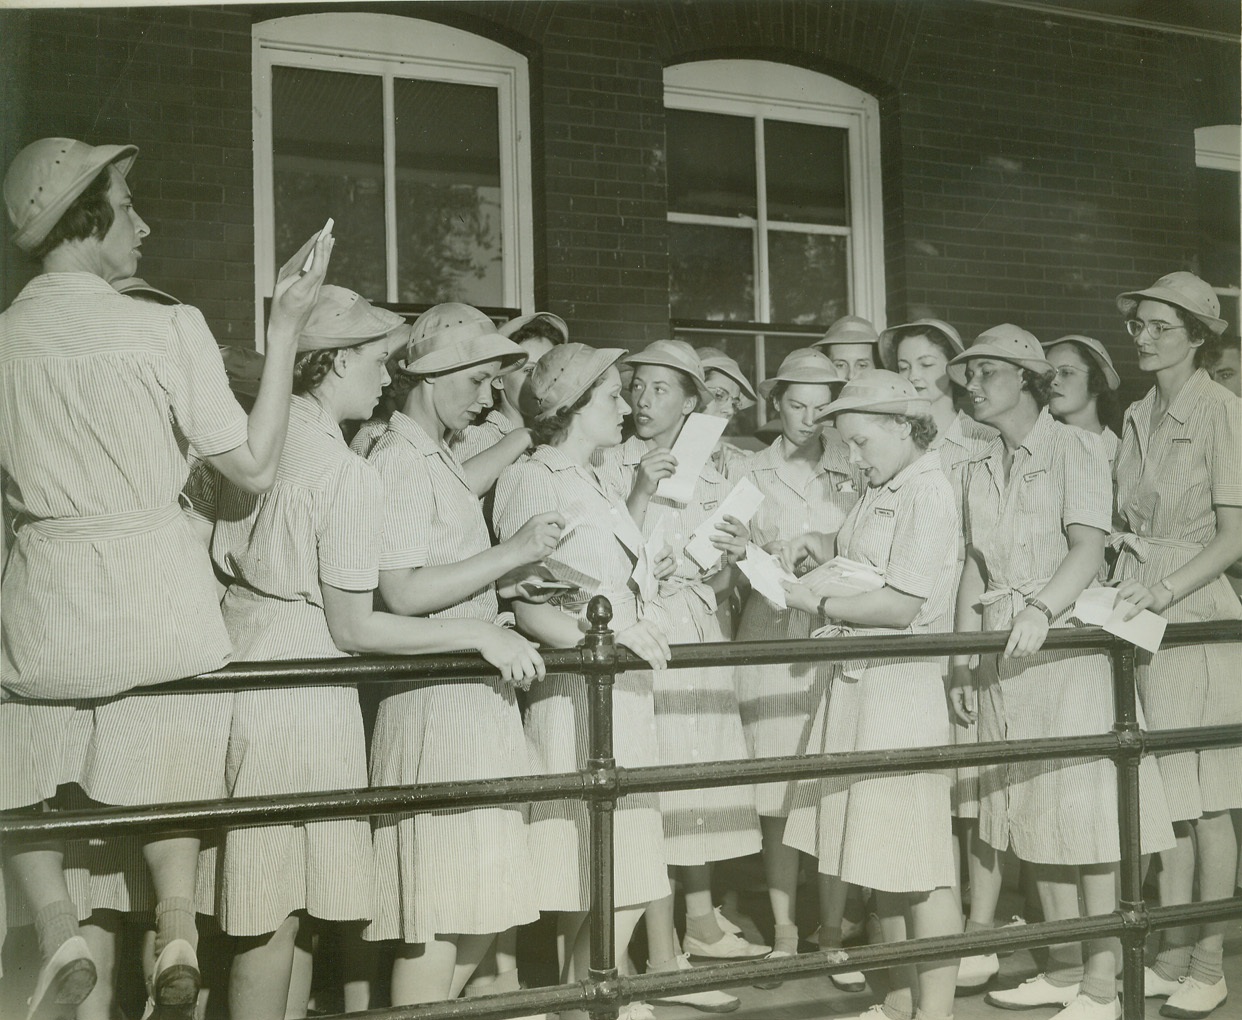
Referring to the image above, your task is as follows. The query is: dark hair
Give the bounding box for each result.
[372,361,417,421]
[30,168,115,261]
[1021,367,1053,408]
[895,413,938,449]
[766,380,790,411]
[292,349,337,395]
[892,327,972,413]
[1051,340,1119,431]
[509,315,566,347]
[528,374,607,447]
[631,363,703,413]
[1183,313,1220,370]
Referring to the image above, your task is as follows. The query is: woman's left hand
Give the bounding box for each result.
[1005,606,1050,658]
[782,580,818,615]
[1111,578,1172,619]
[652,545,678,580]
[710,514,749,564]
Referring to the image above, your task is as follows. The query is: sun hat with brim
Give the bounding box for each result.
[757,348,845,398]
[297,285,408,353]
[817,369,933,421]
[400,302,527,376]
[946,324,1054,387]
[877,318,965,371]
[4,138,138,252]
[1116,271,1227,336]
[1043,334,1121,391]
[813,314,880,350]
[499,311,569,343]
[698,347,757,410]
[113,277,179,306]
[524,342,626,421]
[622,338,712,405]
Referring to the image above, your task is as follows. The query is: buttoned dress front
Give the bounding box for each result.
[734,431,860,816]
[210,395,375,937]
[965,409,1174,864]
[594,438,761,867]
[783,453,958,892]
[1112,369,1242,820]
[494,446,669,910]
[364,411,537,942]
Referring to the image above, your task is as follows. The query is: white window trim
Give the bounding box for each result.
[252,14,534,347]
[1195,125,1241,302]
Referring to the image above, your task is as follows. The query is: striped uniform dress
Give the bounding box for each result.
[449,408,516,463]
[784,452,958,892]
[0,274,241,938]
[1099,425,1120,465]
[363,411,537,942]
[209,395,375,937]
[964,409,1174,863]
[1112,369,1242,820]
[713,438,753,482]
[594,438,761,867]
[493,445,669,910]
[734,431,861,817]
[932,411,997,819]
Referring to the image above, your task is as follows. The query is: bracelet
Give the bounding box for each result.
[1156,578,1176,602]
[1023,596,1054,623]
[818,596,831,623]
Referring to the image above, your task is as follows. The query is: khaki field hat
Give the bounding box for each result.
[877,318,965,371]
[5,138,138,252]
[814,314,880,350]
[946,324,1054,387]
[1116,271,1228,336]
[623,339,712,404]
[499,311,569,343]
[1043,334,1121,391]
[298,286,408,353]
[524,342,626,421]
[757,348,845,398]
[698,347,757,410]
[819,369,933,421]
[402,302,527,376]
[113,277,179,306]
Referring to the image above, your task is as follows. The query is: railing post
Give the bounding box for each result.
[582,596,619,1020]
[1110,639,1146,1020]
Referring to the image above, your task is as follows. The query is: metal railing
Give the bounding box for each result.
[3,602,1240,1020]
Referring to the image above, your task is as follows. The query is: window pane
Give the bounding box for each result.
[1197,167,1240,288]
[667,109,757,217]
[273,66,386,299]
[678,331,760,437]
[669,224,755,320]
[765,120,849,225]
[768,231,849,324]
[394,78,504,305]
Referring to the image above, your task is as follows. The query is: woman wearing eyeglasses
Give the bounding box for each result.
[698,347,759,480]
[1042,336,1122,463]
[1109,273,1242,1020]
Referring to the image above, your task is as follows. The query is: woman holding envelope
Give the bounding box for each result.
[1109,273,1241,1020]
[493,343,672,1008]
[362,303,559,1006]
[944,326,1173,1020]
[782,370,963,1020]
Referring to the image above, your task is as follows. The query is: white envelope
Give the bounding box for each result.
[685,478,765,571]
[801,556,886,597]
[738,544,796,609]
[656,413,729,505]
[1072,587,1167,654]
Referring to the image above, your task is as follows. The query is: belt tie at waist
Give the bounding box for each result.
[1108,531,1201,564]
[977,580,1047,630]
[20,501,184,542]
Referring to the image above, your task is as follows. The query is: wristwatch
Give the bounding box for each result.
[1023,595,1054,623]
[818,596,832,624]
[1156,578,1176,602]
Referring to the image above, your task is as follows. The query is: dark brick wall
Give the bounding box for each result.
[4,1,1238,408]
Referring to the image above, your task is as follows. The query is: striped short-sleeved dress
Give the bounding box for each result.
[1113,369,1242,820]
[449,409,516,463]
[494,445,669,910]
[209,395,375,937]
[364,411,537,943]
[594,438,761,867]
[964,409,1174,864]
[784,452,958,892]
[733,432,861,817]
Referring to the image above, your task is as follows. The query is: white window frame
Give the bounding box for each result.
[1195,125,1241,309]
[252,14,534,347]
[664,59,886,390]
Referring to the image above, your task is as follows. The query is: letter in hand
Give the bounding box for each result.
[709,513,749,564]
[781,579,818,615]
[269,219,335,341]
[506,511,565,568]
[635,449,678,496]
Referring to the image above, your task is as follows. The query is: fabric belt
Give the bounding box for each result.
[21,501,184,542]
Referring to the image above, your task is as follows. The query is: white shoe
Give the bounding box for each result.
[1161,976,1228,1019]
[713,906,743,936]
[648,956,741,1014]
[1049,995,1120,1020]
[149,938,200,1019]
[26,936,97,1020]
[684,929,770,959]
[956,952,1000,991]
[620,1002,656,1020]
[834,1006,888,1020]
[829,969,867,992]
[1145,967,1186,999]
[985,974,1080,1010]
[754,948,792,990]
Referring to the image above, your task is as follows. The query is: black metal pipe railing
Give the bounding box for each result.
[2,608,1239,1020]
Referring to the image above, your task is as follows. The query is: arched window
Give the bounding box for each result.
[252,14,533,343]
[665,59,884,402]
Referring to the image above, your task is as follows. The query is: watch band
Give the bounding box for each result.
[1024,596,1054,623]
[818,596,831,623]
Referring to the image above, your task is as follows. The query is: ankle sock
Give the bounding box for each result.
[1079,972,1116,1004]
[154,897,198,956]
[772,923,799,957]
[33,899,80,961]
[1188,944,1224,986]
[819,924,844,951]
[965,919,990,934]
[1045,945,1084,988]
[491,969,521,994]
[1153,944,1192,982]
[882,992,915,1020]
[685,909,725,945]
[913,1009,953,1020]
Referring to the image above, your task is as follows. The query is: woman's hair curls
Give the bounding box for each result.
[1021,367,1054,408]
[30,169,115,261]
[529,375,606,447]
[894,413,938,449]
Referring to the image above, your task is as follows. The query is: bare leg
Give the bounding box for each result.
[1154,822,1196,978]
[1079,864,1120,1002]
[391,933,497,1006]
[557,912,588,984]
[1189,811,1237,979]
[644,890,678,966]
[76,917,116,1020]
[965,829,1002,929]
[908,887,962,1018]
[875,894,915,1019]
[229,915,299,1020]
[283,918,314,1019]
[1032,864,1085,988]
[760,816,801,952]
[570,906,647,985]
[142,836,200,953]
[341,925,377,1013]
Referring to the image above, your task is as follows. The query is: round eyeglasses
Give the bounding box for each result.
[708,387,742,410]
[1125,318,1186,340]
